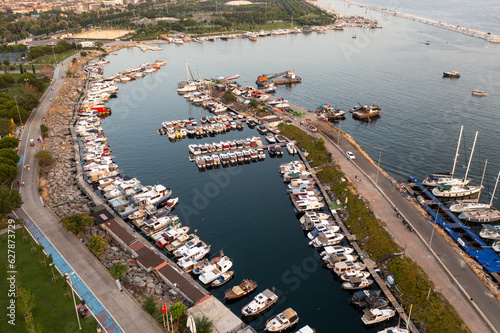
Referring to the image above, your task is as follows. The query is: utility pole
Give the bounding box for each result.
[373,146,389,185]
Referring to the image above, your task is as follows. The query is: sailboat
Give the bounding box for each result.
[422,125,470,187]
[450,166,498,212]
[177,60,198,94]
[432,131,483,198]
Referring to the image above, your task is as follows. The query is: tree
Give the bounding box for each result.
[40,124,49,138]
[0,163,17,185]
[223,90,237,103]
[142,296,157,315]
[0,148,20,164]
[88,235,109,255]
[0,186,23,215]
[17,72,37,83]
[32,64,35,74]
[1,73,15,84]
[17,286,36,318]
[8,65,15,72]
[19,65,24,74]
[169,302,185,320]
[3,59,10,66]
[80,51,87,57]
[196,316,214,333]
[249,98,260,109]
[0,136,19,149]
[0,118,15,136]
[34,150,56,168]
[59,213,93,233]
[110,263,128,282]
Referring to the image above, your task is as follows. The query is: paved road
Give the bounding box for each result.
[290,116,500,333]
[14,56,162,333]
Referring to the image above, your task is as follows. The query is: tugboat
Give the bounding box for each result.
[241,288,278,316]
[265,308,299,332]
[443,71,460,78]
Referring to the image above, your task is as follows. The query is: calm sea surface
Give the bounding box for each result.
[98,2,500,331]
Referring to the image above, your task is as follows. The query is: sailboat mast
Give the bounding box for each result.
[451,125,464,178]
[489,170,500,206]
[463,131,478,182]
[185,60,189,82]
[478,159,487,201]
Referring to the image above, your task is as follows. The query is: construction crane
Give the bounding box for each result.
[256,70,300,85]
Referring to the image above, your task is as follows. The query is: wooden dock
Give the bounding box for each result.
[295,148,418,332]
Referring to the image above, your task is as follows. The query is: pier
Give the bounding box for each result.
[294,148,418,332]
[343,0,500,43]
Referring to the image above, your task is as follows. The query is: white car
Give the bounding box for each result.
[345,151,355,160]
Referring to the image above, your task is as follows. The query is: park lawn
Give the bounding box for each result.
[31,49,77,66]
[3,85,23,100]
[0,229,98,332]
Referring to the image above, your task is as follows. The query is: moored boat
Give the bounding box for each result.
[361,308,396,325]
[241,288,278,316]
[211,270,234,288]
[341,277,374,290]
[225,279,258,300]
[443,71,460,78]
[265,308,299,332]
[472,89,487,96]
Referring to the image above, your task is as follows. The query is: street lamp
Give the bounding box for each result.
[373,146,389,185]
[13,96,23,126]
[337,121,341,145]
[64,272,82,331]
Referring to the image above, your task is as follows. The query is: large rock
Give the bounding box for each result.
[146,282,155,290]
[133,276,143,284]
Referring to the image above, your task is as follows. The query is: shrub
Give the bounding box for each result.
[88,235,109,255]
[109,263,128,282]
[59,213,93,233]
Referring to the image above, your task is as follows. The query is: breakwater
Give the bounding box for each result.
[342,0,500,43]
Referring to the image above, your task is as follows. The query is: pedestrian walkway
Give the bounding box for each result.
[24,218,122,333]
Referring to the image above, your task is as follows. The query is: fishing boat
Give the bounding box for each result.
[266,134,277,143]
[294,326,315,333]
[478,224,500,240]
[241,289,278,316]
[493,240,500,252]
[340,269,371,281]
[350,290,389,309]
[192,256,221,275]
[199,256,233,284]
[287,142,297,154]
[320,245,354,258]
[211,270,234,288]
[166,234,197,252]
[308,230,344,247]
[472,89,487,96]
[265,308,299,332]
[333,261,367,276]
[351,103,381,119]
[323,253,359,268]
[341,277,374,290]
[443,71,460,78]
[361,308,396,325]
[225,279,258,300]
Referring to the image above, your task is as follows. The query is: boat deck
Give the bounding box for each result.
[409,176,500,282]
[192,142,287,159]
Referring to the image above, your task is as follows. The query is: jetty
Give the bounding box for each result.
[343,0,500,43]
[292,149,418,332]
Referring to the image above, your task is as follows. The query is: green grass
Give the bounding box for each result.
[30,49,77,66]
[316,165,469,332]
[3,85,24,100]
[278,123,331,167]
[0,229,98,332]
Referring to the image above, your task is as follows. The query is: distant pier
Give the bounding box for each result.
[342,0,500,43]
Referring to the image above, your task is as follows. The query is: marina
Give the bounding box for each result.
[91,8,500,330]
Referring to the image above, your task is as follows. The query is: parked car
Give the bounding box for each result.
[30,139,34,146]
